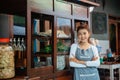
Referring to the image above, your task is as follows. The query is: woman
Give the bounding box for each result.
[69,25,100,80]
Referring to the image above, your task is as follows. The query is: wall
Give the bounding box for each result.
[93,0,120,16]
[0,14,10,38]
[90,0,120,53]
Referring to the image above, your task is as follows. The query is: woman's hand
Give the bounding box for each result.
[69,57,79,63]
[69,57,86,65]
[92,56,98,61]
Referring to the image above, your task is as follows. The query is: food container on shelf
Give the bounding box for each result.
[0,38,15,79]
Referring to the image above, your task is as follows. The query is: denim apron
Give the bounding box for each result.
[74,47,100,80]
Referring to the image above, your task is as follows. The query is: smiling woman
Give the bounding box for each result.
[69,25,100,80]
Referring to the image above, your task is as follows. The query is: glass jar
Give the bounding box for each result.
[0,38,15,79]
[57,55,65,70]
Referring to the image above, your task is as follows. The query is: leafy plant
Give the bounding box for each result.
[57,41,69,52]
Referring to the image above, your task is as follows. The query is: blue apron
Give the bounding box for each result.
[74,47,100,80]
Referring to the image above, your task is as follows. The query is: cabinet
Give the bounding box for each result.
[0,0,99,80]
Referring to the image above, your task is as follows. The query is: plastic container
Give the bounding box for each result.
[106,48,112,58]
[100,56,103,64]
[0,38,15,79]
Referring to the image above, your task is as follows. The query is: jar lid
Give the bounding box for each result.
[0,38,9,43]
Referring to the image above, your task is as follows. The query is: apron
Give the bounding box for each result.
[74,47,100,80]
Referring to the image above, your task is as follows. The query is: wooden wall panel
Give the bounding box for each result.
[30,0,53,12]
[73,5,88,19]
[9,15,13,38]
[55,1,71,16]
[56,75,72,80]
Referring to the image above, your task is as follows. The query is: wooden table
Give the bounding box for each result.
[98,63,120,80]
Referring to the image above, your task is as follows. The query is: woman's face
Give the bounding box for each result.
[77,29,90,43]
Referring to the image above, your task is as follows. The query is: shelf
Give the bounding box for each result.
[33,34,52,42]
[35,52,69,56]
[57,52,69,55]
[35,52,52,57]
[64,0,100,7]
[57,37,71,40]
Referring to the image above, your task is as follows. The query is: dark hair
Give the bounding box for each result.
[77,25,91,43]
[77,25,91,33]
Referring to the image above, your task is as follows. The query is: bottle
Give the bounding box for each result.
[100,56,103,64]
[107,48,112,58]
[14,38,26,75]
[21,38,26,69]
[12,38,21,72]
[15,38,21,69]
[0,38,15,79]
[106,48,112,62]
[16,38,26,70]
[13,38,17,51]
[16,38,22,60]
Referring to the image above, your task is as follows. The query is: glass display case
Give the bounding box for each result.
[31,12,54,68]
[56,17,72,70]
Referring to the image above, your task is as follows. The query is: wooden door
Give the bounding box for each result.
[109,19,118,55]
[117,23,120,55]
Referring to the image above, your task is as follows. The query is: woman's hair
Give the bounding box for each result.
[77,25,91,43]
[77,25,91,34]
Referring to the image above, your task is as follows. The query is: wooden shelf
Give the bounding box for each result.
[64,0,100,7]
[32,34,52,42]
[57,52,69,55]
[57,37,71,40]
[35,52,52,57]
